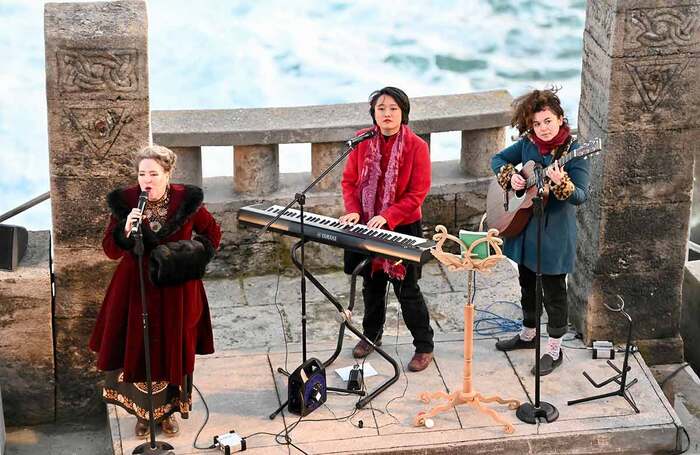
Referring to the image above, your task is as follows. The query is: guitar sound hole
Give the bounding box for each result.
[515,189,525,198]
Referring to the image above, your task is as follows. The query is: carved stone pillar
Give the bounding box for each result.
[45,1,150,418]
[170,146,202,187]
[311,142,345,192]
[570,0,698,364]
[234,144,279,194]
[460,127,507,177]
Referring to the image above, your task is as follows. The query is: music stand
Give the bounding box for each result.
[567,295,639,413]
[414,226,520,433]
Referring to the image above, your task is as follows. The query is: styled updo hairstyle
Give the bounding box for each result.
[510,88,567,136]
[133,144,177,173]
[368,86,411,126]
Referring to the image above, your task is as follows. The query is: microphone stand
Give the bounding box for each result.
[132,222,174,454]
[261,136,371,417]
[516,164,559,424]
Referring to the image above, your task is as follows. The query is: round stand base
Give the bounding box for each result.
[132,441,175,455]
[516,401,559,424]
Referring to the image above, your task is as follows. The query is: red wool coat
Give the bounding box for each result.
[341,126,431,230]
[89,184,221,385]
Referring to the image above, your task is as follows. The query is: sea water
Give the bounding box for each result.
[0,0,585,229]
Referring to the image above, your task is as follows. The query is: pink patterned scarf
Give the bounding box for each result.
[357,124,407,280]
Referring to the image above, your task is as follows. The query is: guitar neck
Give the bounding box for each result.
[523,151,576,189]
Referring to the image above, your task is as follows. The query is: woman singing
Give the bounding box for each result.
[340,86,435,372]
[491,88,590,376]
[89,145,221,437]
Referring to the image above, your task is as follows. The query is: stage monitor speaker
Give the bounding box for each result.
[0,224,28,271]
[288,357,327,416]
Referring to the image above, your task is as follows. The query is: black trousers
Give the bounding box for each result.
[344,220,434,354]
[518,264,568,338]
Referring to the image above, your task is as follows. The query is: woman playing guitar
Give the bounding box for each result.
[491,88,590,376]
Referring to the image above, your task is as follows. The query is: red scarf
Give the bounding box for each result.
[357,124,407,280]
[530,124,571,156]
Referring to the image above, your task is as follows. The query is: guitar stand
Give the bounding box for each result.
[567,295,639,413]
[269,240,400,419]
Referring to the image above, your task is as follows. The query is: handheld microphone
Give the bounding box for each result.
[130,191,149,234]
[346,129,376,148]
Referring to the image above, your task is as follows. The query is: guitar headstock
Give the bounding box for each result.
[572,137,602,160]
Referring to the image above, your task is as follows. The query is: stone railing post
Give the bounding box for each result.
[234,144,279,194]
[570,0,698,364]
[170,146,202,187]
[45,0,150,418]
[311,142,345,191]
[460,127,507,177]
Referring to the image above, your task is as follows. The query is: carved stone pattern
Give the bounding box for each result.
[628,7,699,48]
[625,59,689,112]
[64,107,133,158]
[57,49,138,93]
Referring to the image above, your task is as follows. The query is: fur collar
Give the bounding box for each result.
[107,184,203,246]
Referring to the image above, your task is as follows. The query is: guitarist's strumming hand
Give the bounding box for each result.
[511,173,526,191]
[546,160,564,186]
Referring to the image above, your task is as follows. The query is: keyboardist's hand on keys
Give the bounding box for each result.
[367,215,387,229]
[339,212,360,226]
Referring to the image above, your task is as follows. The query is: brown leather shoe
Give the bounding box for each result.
[134,418,150,438]
[408,352,433,372]
[352,339,381,359]
[161,415,179,435]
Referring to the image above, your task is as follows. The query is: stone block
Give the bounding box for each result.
[44,0,151,421]
[599,130,694,205]
[310,142,345,192]
[49,176,131,247]
[570,269,682,349]
[587,0,700,59]
[46,100,150,179]
[170,146,202,187]
[0,231,55,425]
[54,316,105,421]
[682,261,700,371]
[234,144,279,194]
[460,127,506,177]
[582,2,700,132]
[596,202,690,275]
[52,246,116,320]
[44,1,149,102]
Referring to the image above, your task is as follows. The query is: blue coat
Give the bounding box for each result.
[491,138,590,275]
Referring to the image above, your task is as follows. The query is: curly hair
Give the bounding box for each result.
[133,144,177,173]
[511,88,567,135]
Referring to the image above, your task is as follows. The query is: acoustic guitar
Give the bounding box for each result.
[485,137,602,238]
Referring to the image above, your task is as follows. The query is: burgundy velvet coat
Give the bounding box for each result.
[89,184,222,385]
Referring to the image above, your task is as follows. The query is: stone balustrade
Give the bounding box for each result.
[153,90,512,192]
[150,90,513,276]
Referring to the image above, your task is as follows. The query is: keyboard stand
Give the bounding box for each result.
[290,239,400,408]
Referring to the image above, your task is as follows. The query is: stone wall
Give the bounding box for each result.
[570,0,698,364]
[0,232,53,425]
[44,0,150,419]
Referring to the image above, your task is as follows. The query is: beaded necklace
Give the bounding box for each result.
[144,185,170,232]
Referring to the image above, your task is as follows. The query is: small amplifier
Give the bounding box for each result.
[592,340,615,359]
[288,358,327,416]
